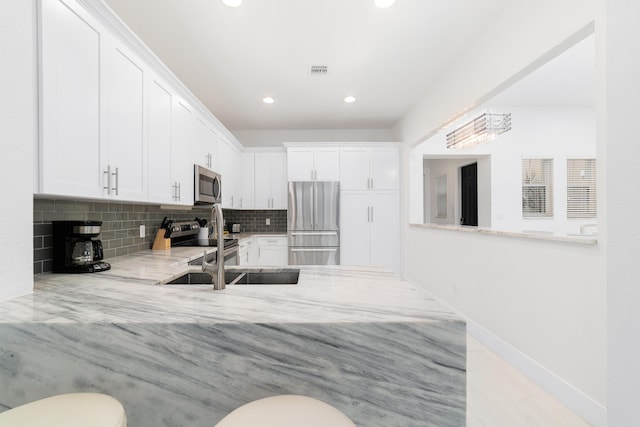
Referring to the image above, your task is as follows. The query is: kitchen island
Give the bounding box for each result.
[0,248,465,426]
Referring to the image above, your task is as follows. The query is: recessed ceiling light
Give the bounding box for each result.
[263,97,275,104]
[374,0,396,8]
[344,96,356,103]
[222,0,242,7]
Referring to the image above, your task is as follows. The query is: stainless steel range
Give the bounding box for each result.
[168,220,239,266]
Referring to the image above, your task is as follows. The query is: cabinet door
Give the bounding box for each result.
[171,99,195,204]
[340,147,370,190]
[287,148,315,181]
[313,147,340,181]
[258,245,288,266]
[371,147,400,190]
[270,153,287,209]
[370,191,401,273]
[241,153,254,209]
[253,153,271,209]
[105,40,146,201]
[40,0,106,198]
[193,117,216,169]
[148,77,174,204]
[339,191,371,266]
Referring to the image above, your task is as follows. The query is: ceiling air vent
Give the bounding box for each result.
[310,65,329,76]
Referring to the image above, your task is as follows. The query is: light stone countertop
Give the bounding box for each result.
[0,246,461,325]
[0,247,466,427]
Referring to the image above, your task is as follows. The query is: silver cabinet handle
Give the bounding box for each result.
[231,195,234,206]
[239,197,243,208]
[290,231,338,236]
[290,248,338,252]
[103,165,112,195]
[177,182,181,201]
[370,206,373,222]
[112,167,119,196]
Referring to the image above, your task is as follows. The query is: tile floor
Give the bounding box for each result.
[467,335,592,426]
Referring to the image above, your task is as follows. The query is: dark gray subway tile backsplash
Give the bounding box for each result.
[33,198,287,274]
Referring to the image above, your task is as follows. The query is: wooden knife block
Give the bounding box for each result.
[152,229,171,250]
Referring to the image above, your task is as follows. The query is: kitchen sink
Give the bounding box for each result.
[163,268,300,285]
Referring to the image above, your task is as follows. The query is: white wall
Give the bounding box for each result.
[232,129,395,147]
[604,0,640,425]
[396,0,605,424]
[0,0,35,301]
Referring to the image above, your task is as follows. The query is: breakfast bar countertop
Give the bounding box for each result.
[0,246,460,326]
[0,248,466,427]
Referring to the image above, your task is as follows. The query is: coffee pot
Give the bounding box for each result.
[52,221,110,273]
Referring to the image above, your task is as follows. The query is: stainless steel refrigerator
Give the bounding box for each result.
[287,181,340,265]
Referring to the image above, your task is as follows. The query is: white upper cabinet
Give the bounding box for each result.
[171,99,196,205]
[287,147,340,181]
[192,116,217,170]
[103,38,147,201]
[147,76,174,204]
[217,136,243,208]
[38,0,240,206]
[241,153,255,209]
[340,145,400,191]
[40,0,106,198]
[254,151,287,209]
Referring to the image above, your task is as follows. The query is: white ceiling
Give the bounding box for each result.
[103,0,515,131]
[486,34,595,108]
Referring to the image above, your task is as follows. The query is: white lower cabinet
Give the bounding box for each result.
[257,236,288,266]
[340,191,400,273]
[238,237,257,265]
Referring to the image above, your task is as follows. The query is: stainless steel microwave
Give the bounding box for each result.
[194,165,222,205]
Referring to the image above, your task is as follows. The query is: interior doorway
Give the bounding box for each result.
[460,163,478,226]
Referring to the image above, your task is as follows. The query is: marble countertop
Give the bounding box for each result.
[410,222,598,245]
[1,247,460,326]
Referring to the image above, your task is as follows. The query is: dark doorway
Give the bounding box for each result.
[461,163,478,226]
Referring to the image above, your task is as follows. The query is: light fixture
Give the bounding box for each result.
[344,96,356,103]
[262,97,275,104]
[222,0,242,7]
[375,0,396,8]
[446,111,512,149]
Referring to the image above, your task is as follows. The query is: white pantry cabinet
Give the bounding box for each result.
[39,0,106,198]
[341,190,400,273]
[340,146,400,191]
[254,151,287,209]
[286,147,340,181]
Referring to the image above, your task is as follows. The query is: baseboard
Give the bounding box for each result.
[404,277,607,427]
[467,320,606,427]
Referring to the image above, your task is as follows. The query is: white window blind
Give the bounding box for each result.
[522,158,553,217]
[436,175,447,218]
[567,158,597,218]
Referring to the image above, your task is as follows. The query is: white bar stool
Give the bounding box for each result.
[215,394,356,427]
[0,393,127,427]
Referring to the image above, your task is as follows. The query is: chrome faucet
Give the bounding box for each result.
[202,202,225,290]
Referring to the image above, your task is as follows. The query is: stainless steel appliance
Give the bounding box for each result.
[287,181,340,265]
[194,165,222,205]
[168,220,239,266]
[52,221,111,273]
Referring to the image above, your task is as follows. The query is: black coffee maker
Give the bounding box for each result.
[52,221,111,273]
